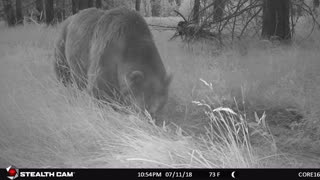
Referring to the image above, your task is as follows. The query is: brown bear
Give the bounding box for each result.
[54,7,172,117]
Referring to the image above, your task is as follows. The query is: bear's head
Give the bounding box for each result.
[123,70,172,118]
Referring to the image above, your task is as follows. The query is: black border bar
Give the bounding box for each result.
[1,168,320,180]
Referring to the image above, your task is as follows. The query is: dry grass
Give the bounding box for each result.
[0,16,319,169]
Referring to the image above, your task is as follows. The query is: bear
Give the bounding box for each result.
[54,7,172,118]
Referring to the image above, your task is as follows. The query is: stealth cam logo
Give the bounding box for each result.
[6,166,19,180]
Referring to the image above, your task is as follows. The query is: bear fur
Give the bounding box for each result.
[54,7,172,117]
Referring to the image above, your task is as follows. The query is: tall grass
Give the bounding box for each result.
[0,16,319,168]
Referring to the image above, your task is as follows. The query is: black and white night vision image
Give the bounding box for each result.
[0,0,319,169]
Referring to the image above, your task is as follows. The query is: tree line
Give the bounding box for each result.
[178,0,320,43]
[1,0,320,43]
[2,0,104,25]
[1,0,181,25]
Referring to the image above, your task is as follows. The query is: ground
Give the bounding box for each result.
[0,16,319,168]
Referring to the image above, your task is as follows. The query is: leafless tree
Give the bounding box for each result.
[2,0,15,26]
[72,0,78,14]
[262,0,291,41]
[35,0,43,21]
[15,0,23,24]
[193,0,200,24]
[136,0,141,11]
[213,0,225,21]
[44,0,54,25]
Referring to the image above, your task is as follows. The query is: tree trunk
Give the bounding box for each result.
[261,0,291,40]
[151,0,161,16]
[313,0,319,16]
[88,0,93,8]
[56,0,65,22]
[2,0,15,26]
[175,0,181,6]
[193,0,200,24]
[44,0,54,25]
[296,0,303,16]
[96,0,102,8]
[62,0,65,19]
[35,0,43,21]
[314,0,320,8]
[143,0,151,16]
[213,0,225,21]
[15,0,23,24]
[72,0,78,14]
[79,0,89,10]
[135,0,141,11]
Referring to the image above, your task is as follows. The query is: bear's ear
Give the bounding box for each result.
[127,71,144,86]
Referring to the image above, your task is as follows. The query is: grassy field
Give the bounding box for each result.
[0,16,320,168]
